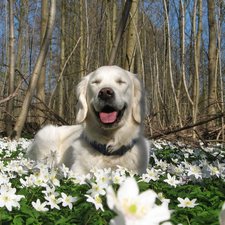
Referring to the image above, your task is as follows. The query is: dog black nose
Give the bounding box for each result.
[98,88,114,100]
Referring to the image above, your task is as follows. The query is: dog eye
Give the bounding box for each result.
[92,80,101,84]
[117,79,126,84]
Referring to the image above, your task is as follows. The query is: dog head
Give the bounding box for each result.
[76,66,145,129]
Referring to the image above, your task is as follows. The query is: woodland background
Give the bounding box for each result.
[0,0,224,143]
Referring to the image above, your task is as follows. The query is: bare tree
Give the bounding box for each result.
[5,0,15,136]
[10,0,56,140]
[80,0,84,78]
[59,0,65,117]
[0,0,223,140]
[36,0,48,126]
[125,0,138,72]
[192,0,201,138]
[207,0,217,127]
[108,0,132,65]
[164,0,183,128]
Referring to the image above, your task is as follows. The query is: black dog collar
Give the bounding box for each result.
[89,140,136,156]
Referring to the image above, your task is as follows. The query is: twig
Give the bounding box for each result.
[0,79,23,105]
[149,124,218,161]
[194,129,207,147]
[0,106,16,120]
[0,158,21,161]
[149,111,225,139]
[34,95,69,125]
[48,37,81,108]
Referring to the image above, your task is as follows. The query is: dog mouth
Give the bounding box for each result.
[95,105,126,124]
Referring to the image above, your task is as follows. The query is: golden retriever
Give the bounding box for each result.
[27,66,150,175]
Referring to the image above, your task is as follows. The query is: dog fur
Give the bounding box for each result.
[27,66,150,175]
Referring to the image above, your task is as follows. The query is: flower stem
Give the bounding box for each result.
[186,215,191,225]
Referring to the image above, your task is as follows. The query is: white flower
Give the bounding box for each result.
[44,194,62,210]
[153,143,163,149]
[174,164,184,175]
[60,192,77,210]
[85,194,104,211]
[111,171,126,184]
[157,193,170,204]
[187,165,202,179]
[90,165,101,174]
[106,177,171,225]
[128,170,136,177]
[116,165,128,175]
[156,159,168,170]
[86,181,107,197]
[35,161,47,170]
[32,199,49,211]
[208,165,220,178]
[59,164,69,178]
[0,185,24,211]
[47,150,59,163]
[68,170,79,180]
[145,168,159,181]
[42,185,60,197]
[164,173,180,188]
[16,166,28,176]
[172,158,178,163]
[34,176,46,187]
[94,169,112,186]
[138,174,151,183]
[0,173,10,185]
[49,171,60,187]
[40,168,50,183]
[177,197,198,208]
[20,175,36,187]
[77,173,91,185]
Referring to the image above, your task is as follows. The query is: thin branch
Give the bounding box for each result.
[0,79,22,105]
[48,37,81,108]
[0,107,16,120]
[149,111,225,139]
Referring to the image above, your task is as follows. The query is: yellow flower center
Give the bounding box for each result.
[123,198,148,219]
[3,195,9,201]
[129,204,137,214]
[65,197,70,202]
[95,195,102,204]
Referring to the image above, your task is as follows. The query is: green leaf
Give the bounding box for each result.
[13,216,24,225]
[26,217,36,225]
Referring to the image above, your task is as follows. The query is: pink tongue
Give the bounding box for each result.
[99,111,118,123]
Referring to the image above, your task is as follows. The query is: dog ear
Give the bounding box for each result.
[76,75,89,123]
[131,74,145,123]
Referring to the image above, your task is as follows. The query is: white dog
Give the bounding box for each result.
[27,66,150,175]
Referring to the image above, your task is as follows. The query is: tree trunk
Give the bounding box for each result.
[124,0,138,72]
[80,0,84,78]
[207,0,217,127]
[14,1,25,119]
[5,0,16,136]
[108,0,132,65]
[59,0,65,117]
[192,0,202,138]
[180,0,192,105]
[36,0,48,126]
[164,0,183,127]
[112,0,117,43]
[10,0,56,140]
